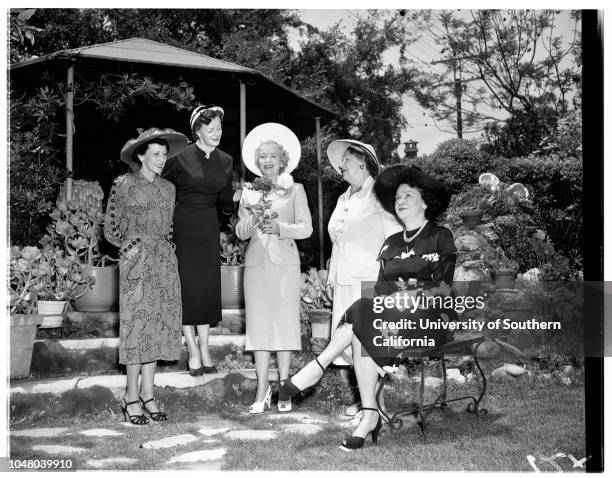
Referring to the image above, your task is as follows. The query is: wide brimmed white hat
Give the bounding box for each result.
[326,139,380,176]
[241,123,301,176]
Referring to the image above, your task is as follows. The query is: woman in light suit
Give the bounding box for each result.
[326,140,402,370]
[236,123,313,414]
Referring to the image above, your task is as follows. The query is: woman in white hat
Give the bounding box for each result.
[321,141,401,407]
[236,123,313,413]
[105,127,188,425]
[162,105,237,376]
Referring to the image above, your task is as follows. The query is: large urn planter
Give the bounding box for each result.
[308,308,333,355]
[10,314,43,379]
[72,265,119,312]
[459,209,484,228]
[491,268,518,290]
[220,265,245,309]
[36,300,68,329]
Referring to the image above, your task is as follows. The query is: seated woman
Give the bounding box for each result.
[279,164,456,450]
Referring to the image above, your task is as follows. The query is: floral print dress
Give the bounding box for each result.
[104,171,182,365]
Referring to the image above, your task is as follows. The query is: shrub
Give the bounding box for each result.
[410,138,494,195]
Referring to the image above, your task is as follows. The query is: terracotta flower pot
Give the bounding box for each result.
[308,309,332,354]
[72,265,119,312]
[459,209,484,227]
[220,265,245,309]
[37,300,68,328]
[10,314,43,379]
[491,268,518,290]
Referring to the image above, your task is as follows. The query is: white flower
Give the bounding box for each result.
[422,252,440,262]
[395,249,415,259]
[241,186,262,206]
[277,173,294,190]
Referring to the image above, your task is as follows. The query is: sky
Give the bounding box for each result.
[294,9,579,157]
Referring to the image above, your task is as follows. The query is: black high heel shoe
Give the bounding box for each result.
[278,357,326,401]
[339,408,382,451]
[139,396,169,421]
[120,397,149,425]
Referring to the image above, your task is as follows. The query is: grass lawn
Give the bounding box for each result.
[9,374,585,471]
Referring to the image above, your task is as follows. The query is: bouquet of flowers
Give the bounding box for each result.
[242,173,294,230]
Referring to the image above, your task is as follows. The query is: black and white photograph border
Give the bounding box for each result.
[1,0,608,474]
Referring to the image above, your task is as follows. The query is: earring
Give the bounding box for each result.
[359,164,365,169]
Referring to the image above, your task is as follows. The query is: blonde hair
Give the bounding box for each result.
[254,140,289,173]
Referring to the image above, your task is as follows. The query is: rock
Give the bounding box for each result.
[198,426,233,436]
[454,233,483,252]
[225,429,279,441]
[79,428,124,437]
[504,363,528,377]
[266,412,327,424]
[521,268,541,283]
[32,445,87,454]
[11,427,68,438]
[477,340,501,359]
[86,457,138,468]
[491,366,508,378]
[446,368,466,384]
[167,448,227,464]
[281,424,323,436]
[411,376,444,388]
[141,434,199,449]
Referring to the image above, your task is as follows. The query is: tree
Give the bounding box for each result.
[416,10,581,143]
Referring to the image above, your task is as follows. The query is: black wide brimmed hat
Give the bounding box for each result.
[374,164,451,220]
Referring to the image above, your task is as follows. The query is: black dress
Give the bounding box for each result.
[342,222,457,367]
[162,143,234,326]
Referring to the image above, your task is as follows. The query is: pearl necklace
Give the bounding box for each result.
[403,220,428,242]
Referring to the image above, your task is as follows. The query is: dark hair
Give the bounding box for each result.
[191,109,224,140]
[345,146,379,178]
[131,138,169,171]
[396,179,444,222]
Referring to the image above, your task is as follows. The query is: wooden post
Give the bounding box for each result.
[239,80,246,182]
[65,64,75,199]
[315,117,324,270]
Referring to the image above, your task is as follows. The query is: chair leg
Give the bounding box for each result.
[418,359,427,438]
[440,354,448,409]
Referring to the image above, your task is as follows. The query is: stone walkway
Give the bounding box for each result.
[10,411,352,470]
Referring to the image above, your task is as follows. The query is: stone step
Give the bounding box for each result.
[37,309,245,340]
[10,369,279,397]
[30,335,248,378]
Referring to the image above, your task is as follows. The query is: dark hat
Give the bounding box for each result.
[120,128,189,170]
[374,164,451,221]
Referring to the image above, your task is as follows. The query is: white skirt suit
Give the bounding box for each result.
[236,183,313,351]
[327,175,402,365]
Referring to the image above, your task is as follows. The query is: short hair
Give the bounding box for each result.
[130,138,169,172]
[254,140,290,174]
[191,109,224,140]
[345,146,379,178]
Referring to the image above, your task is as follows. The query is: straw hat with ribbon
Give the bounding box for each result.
[241,123,301,176]
[120,128,189,170]
[326,139,381,176]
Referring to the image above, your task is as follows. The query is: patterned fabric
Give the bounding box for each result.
[104,171,182,365]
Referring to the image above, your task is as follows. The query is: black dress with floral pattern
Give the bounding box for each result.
[341,222,457,367]
[104,171,182,365]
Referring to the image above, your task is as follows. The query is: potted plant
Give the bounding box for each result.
[220,214,248,310]
[300,268,334,354]
[9,246,44,379]
[456,185,492,227]
[487,247,519,290]
[48,180,119,312]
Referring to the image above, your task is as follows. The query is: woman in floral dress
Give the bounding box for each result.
[105,128,188,425]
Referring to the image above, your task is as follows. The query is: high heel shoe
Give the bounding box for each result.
[339,408,382,451]
[120,397,149,425]
[277,397,292,412]
[139,396,169,421]
[278,357,326,401]
[187,357,204,376]
[249,386,272,414]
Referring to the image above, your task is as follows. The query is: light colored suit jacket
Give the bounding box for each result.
[236,182,313,266]
[327,176,402,286]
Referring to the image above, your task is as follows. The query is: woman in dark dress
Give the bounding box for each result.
[162,105,237,375]
[105,128,188,424]
[280,165,456,450]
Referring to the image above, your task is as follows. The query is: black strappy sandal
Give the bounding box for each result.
[339,408,382,451]
[120,397,149,425]
[139,396,169,421]
[278,357,326,400]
